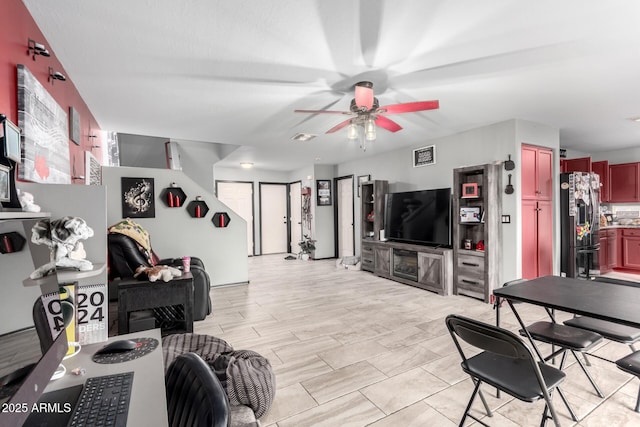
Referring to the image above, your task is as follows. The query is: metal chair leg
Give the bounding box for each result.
[557,388,579,422]
[477,387,492,417]
[635,382,640,413]
[571,350,604,398]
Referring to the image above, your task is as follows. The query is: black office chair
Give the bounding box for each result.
[446,314,566,427]
[166,352,231,427]
[564,276,640,353]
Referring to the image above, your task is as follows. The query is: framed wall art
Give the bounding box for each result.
[316,180,331,206]
[461,182,479,198]
[412,145,436,167]
[121,177,155,218]
[69,106,80,145]
[0,164,10,203]
[85,151,101,186]
[17,64,70,183]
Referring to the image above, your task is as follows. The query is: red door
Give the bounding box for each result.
[537,149,553,200]
[522,146,538,199]
[536,200,553,276]
[521,200,539,279]
[609,163,639,202]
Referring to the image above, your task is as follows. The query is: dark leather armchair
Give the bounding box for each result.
[107,233,211,321]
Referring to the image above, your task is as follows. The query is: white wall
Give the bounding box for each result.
[103,166,248,286]
[2,183,109,334]
[312,164,337,259]
[213,166,290,255]
[591,146,640,164]
[336,119,559,284]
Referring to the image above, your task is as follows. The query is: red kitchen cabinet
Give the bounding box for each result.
[607,229,618,269]
[591,160,609,203]
[621,229,640,270]
[522,145,553,200]
[521,145,554,279]
[563,157,592,173]
[522,199,539,279]
[609,163,640,202]
[599,231,608,273]
[599,229,618,273]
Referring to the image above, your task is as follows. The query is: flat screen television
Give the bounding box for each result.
[384,188,451,247]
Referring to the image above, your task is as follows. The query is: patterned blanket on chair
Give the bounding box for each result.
[163,333,276,419]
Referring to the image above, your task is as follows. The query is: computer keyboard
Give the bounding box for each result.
[68,372,133,427]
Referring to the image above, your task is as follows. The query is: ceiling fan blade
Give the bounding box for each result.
[354,84,374,110]
[375,116,402,132]
[377,100,440,114]
[294,109,353,115]
[326,119,353,134]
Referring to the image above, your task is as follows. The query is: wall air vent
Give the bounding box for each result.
[291,133,317,142]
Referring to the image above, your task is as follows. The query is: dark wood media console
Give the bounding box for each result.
[361,240,453,295]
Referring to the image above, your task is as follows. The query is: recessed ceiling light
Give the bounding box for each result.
[240,162,253,169]
[629,116,640,122]
[291,133,317,141]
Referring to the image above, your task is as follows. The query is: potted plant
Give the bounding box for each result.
[298,234,316,260]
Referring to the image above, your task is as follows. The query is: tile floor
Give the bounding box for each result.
[195,255,640,426]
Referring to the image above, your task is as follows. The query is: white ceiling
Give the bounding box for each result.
[23,0,640,171]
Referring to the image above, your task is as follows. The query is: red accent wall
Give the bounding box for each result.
[0,0,103,182]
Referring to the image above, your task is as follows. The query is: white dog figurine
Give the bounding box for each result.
[30,217,95,279]
[17,189,41,213]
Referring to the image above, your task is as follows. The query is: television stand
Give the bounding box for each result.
[361,240,453,295]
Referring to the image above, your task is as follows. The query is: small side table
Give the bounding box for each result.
[117,273,194,335]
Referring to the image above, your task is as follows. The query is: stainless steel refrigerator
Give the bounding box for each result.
[559,172,601,278]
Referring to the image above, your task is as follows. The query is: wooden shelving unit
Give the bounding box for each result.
[452,163,502,303]
[360,180,388,272]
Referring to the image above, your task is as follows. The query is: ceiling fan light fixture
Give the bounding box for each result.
[365,118,376,141]
[347,123,359,140]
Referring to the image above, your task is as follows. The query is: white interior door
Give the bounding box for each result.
[289,182,302,253]
[216,181,254,255]
[337,177,354,258]
[260,183,288,254]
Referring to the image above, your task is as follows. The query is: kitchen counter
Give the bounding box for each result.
[601,225,640,229]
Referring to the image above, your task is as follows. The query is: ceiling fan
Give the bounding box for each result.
[294,81,439,143]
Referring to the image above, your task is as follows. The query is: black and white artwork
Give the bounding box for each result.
[17,64,70,183]
[85,151,101,186]
[121,177,155,218]
[412,145,436,167]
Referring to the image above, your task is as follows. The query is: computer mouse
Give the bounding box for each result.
[94,339,138,355]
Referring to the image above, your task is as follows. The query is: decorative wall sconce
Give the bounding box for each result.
[88,134,100,148]
[187,197,209,218]
[27,39,50,60]
[48,67,66,84]
[212,212,231,228]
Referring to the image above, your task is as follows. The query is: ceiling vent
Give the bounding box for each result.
[291,133,317,142]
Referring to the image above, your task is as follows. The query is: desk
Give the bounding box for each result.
[493,275,640,329]
[44,329,168,426]
[118,273,194,335]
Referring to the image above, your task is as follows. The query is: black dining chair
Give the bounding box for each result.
[563,276,640,353]
[522,321,604,401]
[165,352,231,427]
[615,351,640,412]
[446,314,567,427]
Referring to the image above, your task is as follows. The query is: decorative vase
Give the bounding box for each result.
[301,253,310,261]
